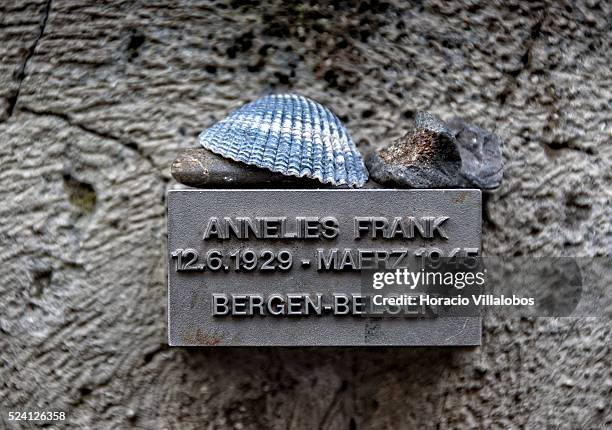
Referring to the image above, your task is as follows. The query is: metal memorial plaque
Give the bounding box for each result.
[167,189,482,346]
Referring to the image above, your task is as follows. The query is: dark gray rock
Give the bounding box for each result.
[366,112,504,189]
[450,118,504,190]
[366,111,468,188]
[171,148,322,188]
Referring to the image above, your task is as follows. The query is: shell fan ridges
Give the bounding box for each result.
[198,94,369,187]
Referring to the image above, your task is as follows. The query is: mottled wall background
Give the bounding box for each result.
[1,0,610,428]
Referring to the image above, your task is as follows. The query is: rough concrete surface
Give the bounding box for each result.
[0,0,610,428]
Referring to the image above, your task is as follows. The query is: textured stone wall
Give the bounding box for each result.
[0,0,610,428]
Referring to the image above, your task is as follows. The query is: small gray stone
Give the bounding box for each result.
[366,112,503,189]
[366,111,467,188]
[171,148,322,188]
[450,118,504,190]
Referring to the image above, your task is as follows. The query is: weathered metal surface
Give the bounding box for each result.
[167,189,482,346]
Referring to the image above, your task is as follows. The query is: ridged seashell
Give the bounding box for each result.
[198,94,368,187]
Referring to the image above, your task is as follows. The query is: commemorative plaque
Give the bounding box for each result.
[167,189,482,346]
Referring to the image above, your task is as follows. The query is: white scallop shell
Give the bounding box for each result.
[198,94,368,187]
